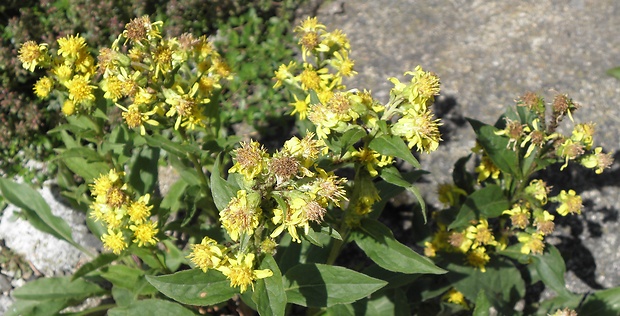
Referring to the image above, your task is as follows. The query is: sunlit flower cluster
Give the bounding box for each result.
[89,169,159,254]
[19,16,231,134]
[190,133,347,291]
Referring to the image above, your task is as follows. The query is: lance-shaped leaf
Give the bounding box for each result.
[146,269,238,306]
[532,244,572,298]
[210,154,237,211]
[448,184,509,230]
[253,255,286,316]
[369,134,420,168]
[12,276,104,301]
[352,218,446,275]
[0,178,89,253]
[284,263,387,307]
[108,299,195,316]
[468,118,521,178]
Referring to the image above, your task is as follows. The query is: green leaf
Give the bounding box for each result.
[448,185,509,230]
[210,154,237,211]
[112,287,134,308]
[253,255,286,316]
[468,118,520,178]
[128,146,160,196]
[447,256,525,313]
[578,287,620,316]
[283,263,387,307]
[56,147,103,162]
[352,218,446,275]
[371,170,428,219]
[108,299,195,316]
[369,134,420,168]
[4,299,68,316]
[99,265,150,292]
[62,157,109,183]
[473,291,492,316]
[362,264,420,289]
[325,126,367,157]
[144,134,197,157]
[327,289,410,316]
[146,269,238,305]
[162,240,186,272]
[0,178,87,253]
[72,253,118,280]
[12,276,104,300]
[532,244,572,298]
[607,66,620,80]
[160,179,189,214]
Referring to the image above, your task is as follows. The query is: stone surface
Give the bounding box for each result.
[0,182,101,311]
[312,0,620,295]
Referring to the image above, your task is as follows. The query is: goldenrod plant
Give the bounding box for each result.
[2,16,616,316]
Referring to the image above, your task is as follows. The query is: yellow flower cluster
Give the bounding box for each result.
[19,34,97,115]
[275,18,443,184]
[188,237,272,293]
[89,169,159,254]
[190,133,347,291]
[19,16,231,134]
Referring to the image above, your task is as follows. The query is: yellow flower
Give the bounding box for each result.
[61,100,75,116]
[219,190,261,241]
[534,210,555,235]
[465,219,497,249]
[65,75,96,106]
[579,147,613,174]
[271,206,305,243]
[442,288,468,308]
[130,221,159,247]
[525,179,550,205]
[118,103,159,136]
[448,231,473,253]
[392,108,442,153]
[218,253,273,293]
[466,247,490,272]
[127,194,153,223]
[163,83,208,130]
[283,132,326,167]
[502,204,530,229]
[330,50,357,77]
[571,122,595,150]
[188,237,227,272]
[290,94,311,120]
[351,147,393,177]
[53,64,73,84]
[33,76,53,99]
[474,155,500,182]
[274,61,296,89]
[101,229,128,255]
[437,183,467,207]
[101,76,124,101]
[229,141,268,181]
[424,241,437,257]
[518,232,545,255]
[18,41,48,72]
[57,34,87,59]
[389,66,440,110]
[552,190,582,216]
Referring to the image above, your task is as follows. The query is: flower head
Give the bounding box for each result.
[19,41,48,72]
[218,253,273,293]
[188,237,227,272]
[57,34,87,59]
[102,229,128,255]
[219,190,261,241]
[229,141,268,181]
[33,76,54,99]
[130,221,159,247]
[552,189,582,216]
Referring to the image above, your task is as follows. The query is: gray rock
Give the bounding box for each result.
[0,183,101,277]
[313,0,620,296]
